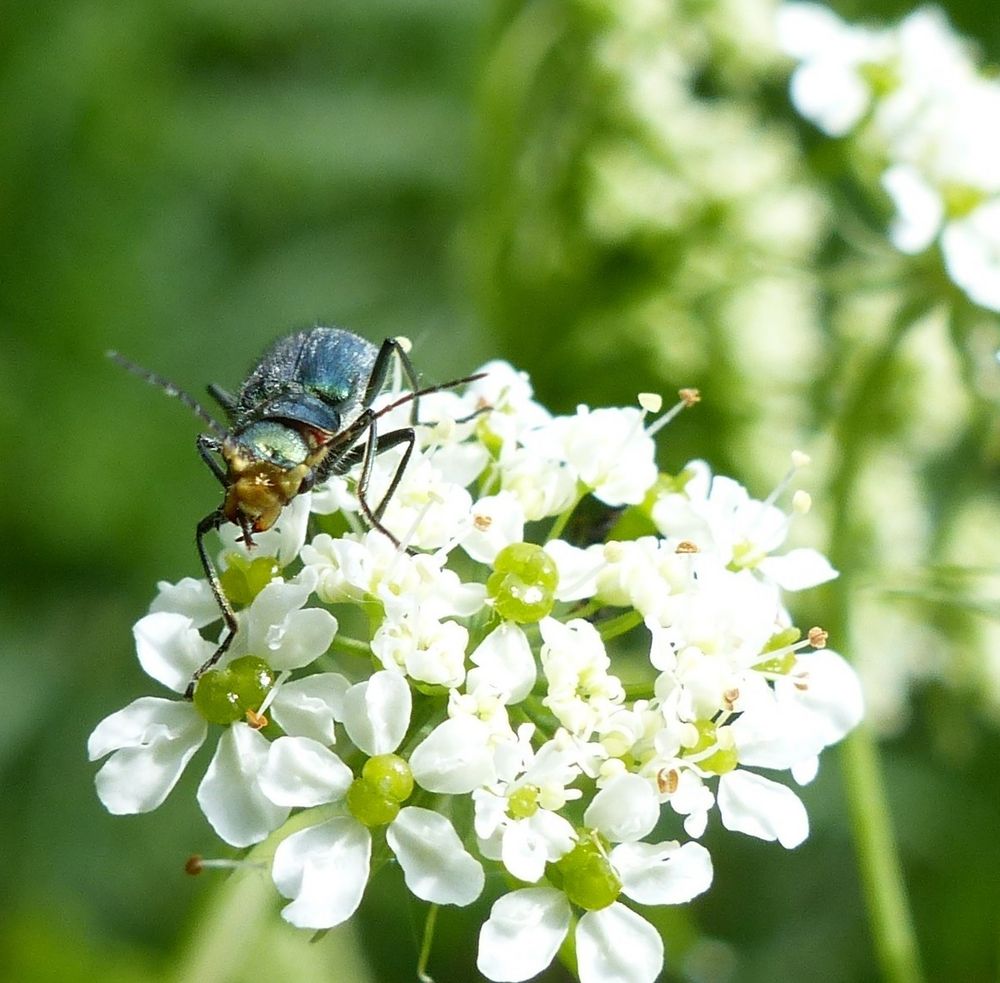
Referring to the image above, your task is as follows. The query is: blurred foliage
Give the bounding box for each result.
[2,1,999,982]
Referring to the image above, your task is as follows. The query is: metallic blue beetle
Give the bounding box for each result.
[111,327,477,696]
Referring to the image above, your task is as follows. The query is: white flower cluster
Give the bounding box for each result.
[778,3,1000,311]
[89,363,862,983]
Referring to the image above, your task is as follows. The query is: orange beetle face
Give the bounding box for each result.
[221,451,312,534]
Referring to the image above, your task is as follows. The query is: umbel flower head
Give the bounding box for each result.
[90,361,862,983]
[778,3,1000,311]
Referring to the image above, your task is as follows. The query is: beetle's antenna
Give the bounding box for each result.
[107,350,225,435]
[373,371,488,421]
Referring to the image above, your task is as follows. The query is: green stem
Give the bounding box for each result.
[547,486,587,543]
[416,904,440,983]
[827,299,927,983]
[331,634,373,657]
[596,609,643,641]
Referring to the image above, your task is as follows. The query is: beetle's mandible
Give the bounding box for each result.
[110,327,482,697]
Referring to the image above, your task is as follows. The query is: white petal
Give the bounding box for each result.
[197,724,290,847]
[149,577,220,628]
[584,774,659,843]
[576,904,664,983]
[612,840,713,905]
[500,819,547,884]
[717,771,809,848]
[546,540,602,602]
[881,164,943,253]
[792,756,820,785]
[502,810,576,883]
[776,2,847,59]
[269,672,350,743]
[757,548,838,591]
[89,697,206,813]
[259,736,353,807]
[468,622,537,704]
[133,612,216,694]
[387,807,485,905]
[943,203,1000,312]
[341,670,412,756]
[409,717,497,793]
[246,579,311,639]
[477,888,571,983]
[778,649,864,746]
[272,817,371,929]
[263,607,339,671]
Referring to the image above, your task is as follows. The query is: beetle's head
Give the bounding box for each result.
[221,423,315,537]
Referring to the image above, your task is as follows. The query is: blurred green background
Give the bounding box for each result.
[2,1,999,981]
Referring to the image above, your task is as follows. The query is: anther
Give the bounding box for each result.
[657,768,680,795]
[676,540,700,554]
[646,389,701,438]
[808,626,828,648]
[245,708,268,730]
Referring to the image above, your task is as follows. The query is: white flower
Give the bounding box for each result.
[540,618,625,737]
[263,671,485,928]
[523,405,658,506]
[461,492,526,564]
[88,696,207,815]
[477,777,712,983]
[95,354,860,971]
[225,573,339,671]
[499,446,578,521]
[371,451,474,550]
[776,3,889,137]
[371,606,469,688]
[301,529,484,618]
[474,737,580,883]
[89,613,290,846]
[652,460,837,592]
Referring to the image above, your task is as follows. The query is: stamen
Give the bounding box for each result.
[646,388,701,438]
[763,449,811,508]
[185,854,267,876]
[256,670,290,717]
[388,490,444,574]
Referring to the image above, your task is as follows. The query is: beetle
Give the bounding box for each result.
[110,327,482,697]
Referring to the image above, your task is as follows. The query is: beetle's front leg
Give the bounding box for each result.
[186,509,239,699]
[197,433,227,486]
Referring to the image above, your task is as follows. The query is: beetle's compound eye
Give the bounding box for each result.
[299,468,316,493]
